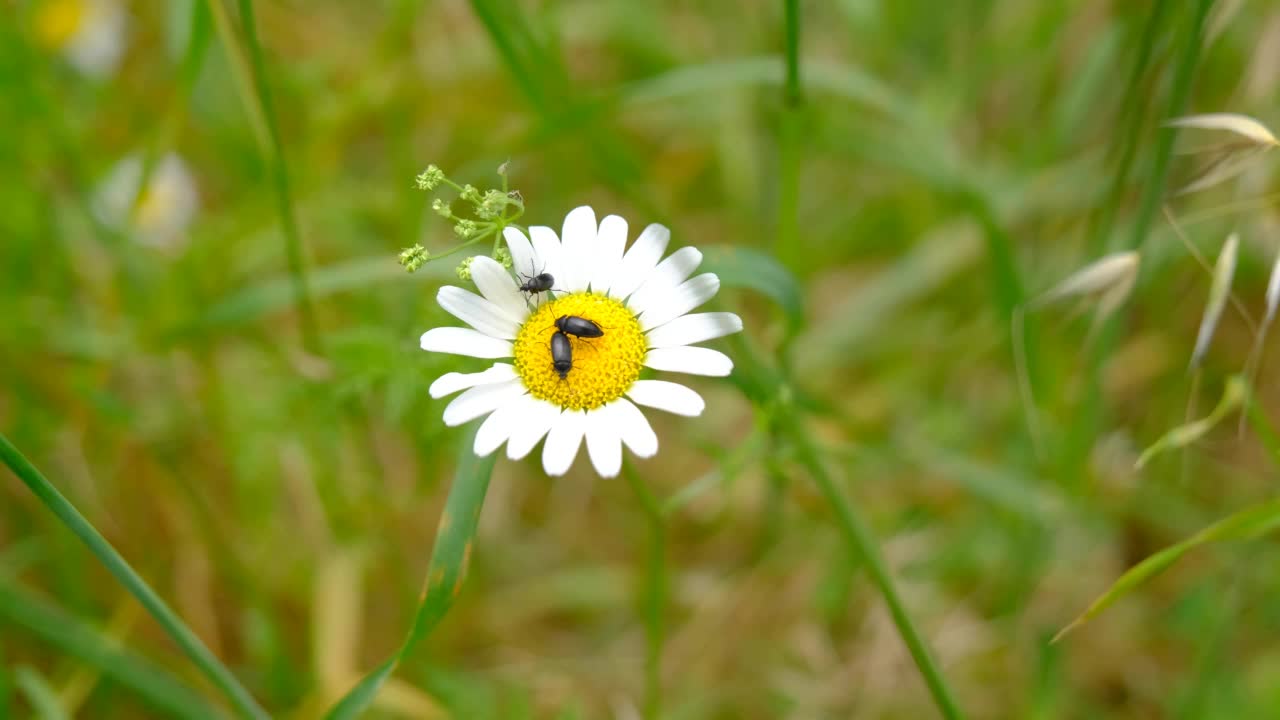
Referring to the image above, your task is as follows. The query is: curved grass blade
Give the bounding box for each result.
[1054,496,1280,642]
[1135,376,1245,469]
[0,433,267,720]
[0,579,223,719]
[324,427,496,720]
[699,245,804,330]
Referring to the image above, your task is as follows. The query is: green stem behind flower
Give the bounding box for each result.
[623,461,667,720]
[0,432,268,720]
[786,419,966,720]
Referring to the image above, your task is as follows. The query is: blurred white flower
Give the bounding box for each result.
[94,153,199,249]
[34,0,128,78]
[420,206,742,477]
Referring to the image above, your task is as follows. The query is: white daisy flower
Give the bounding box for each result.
[93,152,199,249]
[34,0,128,78]
[420,206,743,478]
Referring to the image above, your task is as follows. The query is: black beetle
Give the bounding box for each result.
[554,315,603,339]
[517,259,556,298]
[550,330,574,380]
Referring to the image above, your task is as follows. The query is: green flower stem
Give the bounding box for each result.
[622,460,666,720]
[786,420,965,720]
[0,432,268,720]
[234,0,323,355]
[775,0,803,266]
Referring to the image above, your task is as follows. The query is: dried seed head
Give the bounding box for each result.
[1167,113,1279,147]
[1030,251,1140,311]
[1190,233,1239,370]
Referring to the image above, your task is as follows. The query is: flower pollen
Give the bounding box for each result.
[514,293,646,410]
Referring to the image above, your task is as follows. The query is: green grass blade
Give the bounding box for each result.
[13,667,67,720]
[699,245,804,331]
[0,433,267,720]
[1085,0,1172,255]
[228,0,323,354]
[1055,497,1280,642]
[324,428,497,719]
[776,0,803,266]
[787,420,966,720]
[1127,0,1214,259]
[165,256,448,340]
[0,579,221,720]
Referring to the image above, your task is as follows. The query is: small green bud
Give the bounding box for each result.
[415,164,445,190]
[476,189,507,220]
[454,219,478,239]
[432,198,451,218]
[497,160,510,177]
[493,247,512,268]
[455,256,475,281]
[398,244,430,273]
[460,184,482,204]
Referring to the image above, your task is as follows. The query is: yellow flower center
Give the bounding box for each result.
[35,0,87,49]
[513,293,646,410]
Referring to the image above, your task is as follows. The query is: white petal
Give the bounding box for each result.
[627,380,706,416]
[504,227,538,281]
[529,226,566,295]
[442,379,526,427]
[559,206,597,292]
[428,363,516,399]
[420,327,513,359]
[638,274,721,331]
[507,397,561,460]
[609,223,670,300]
[627,247,704,316]
[437,286,519,340]
[470,257,527,323]
[542,409,588,476]
[645,312,743,349]
[591,215,628,293]
[644,347,733,377]
[584,408,623,478]
[473,397,527,456]
[611,398,658,458]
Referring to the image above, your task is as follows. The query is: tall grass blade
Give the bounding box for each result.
[0,434,266,719]
[324,427,496,719]
[1054,495,1280,642]
[0,578,221,719]
[622,461,667,720]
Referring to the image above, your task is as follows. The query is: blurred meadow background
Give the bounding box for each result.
[6,0,1280,717]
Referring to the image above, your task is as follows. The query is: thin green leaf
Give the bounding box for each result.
[0,579,222,720]
[0,433,266,720]
[1135,376,1246,469]
[166,257,447,339]
[699,245,804,329]
[1054,496,1280,642]
[324,427,496,720]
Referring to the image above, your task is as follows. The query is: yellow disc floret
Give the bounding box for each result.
[513,293,646,410]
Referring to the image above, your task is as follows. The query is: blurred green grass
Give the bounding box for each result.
[5,0,1280,718]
